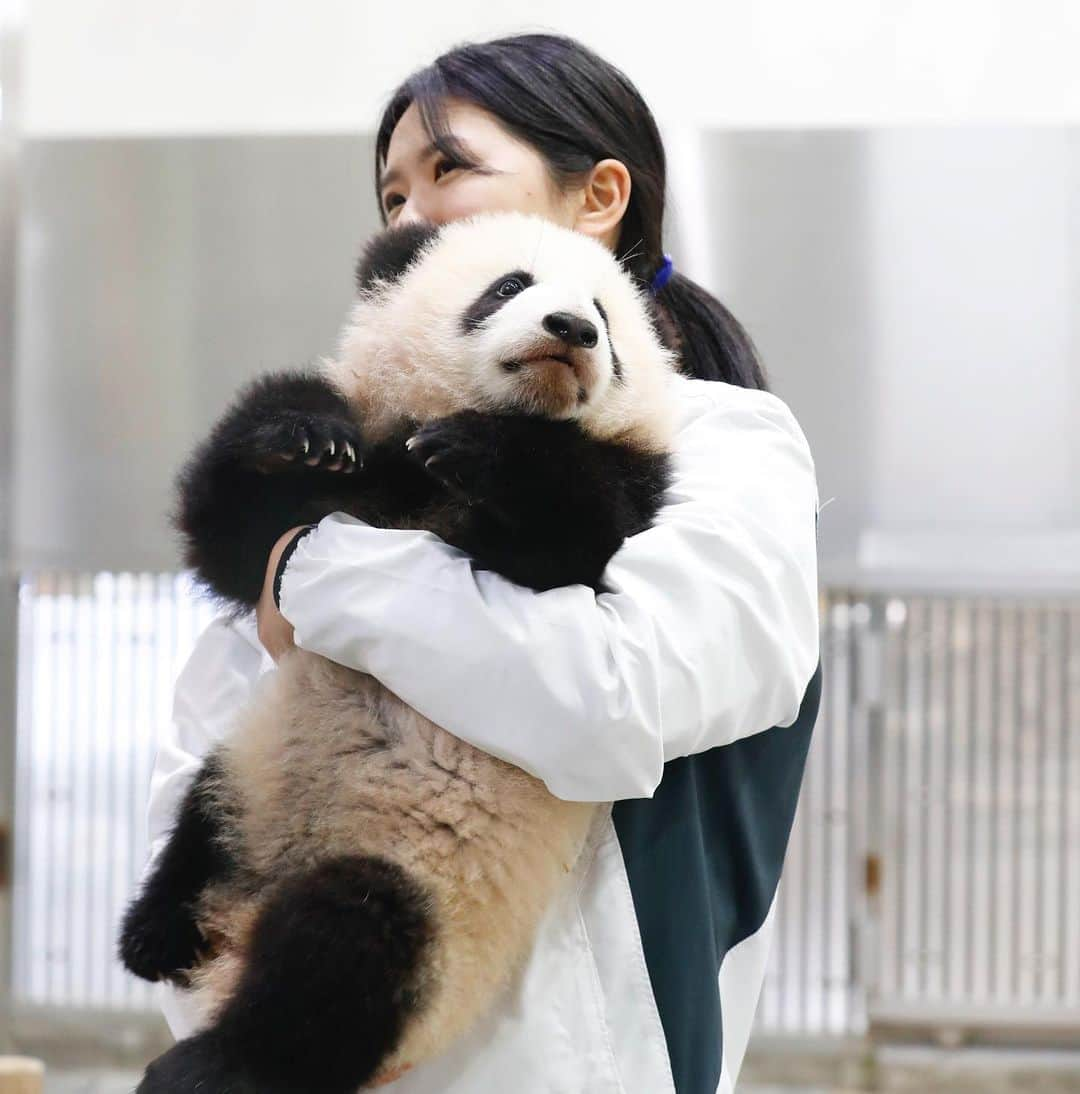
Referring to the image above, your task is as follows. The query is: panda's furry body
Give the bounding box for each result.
[119,212,679,1092]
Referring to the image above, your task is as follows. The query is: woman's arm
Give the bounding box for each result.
[276,377,821,803]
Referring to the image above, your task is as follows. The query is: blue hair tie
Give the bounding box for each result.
[650,253,674,293]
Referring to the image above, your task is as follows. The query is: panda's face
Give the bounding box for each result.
[334,212,677,451]
[455,262,615,420]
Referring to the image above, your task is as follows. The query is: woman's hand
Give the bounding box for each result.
[255,525,311,661]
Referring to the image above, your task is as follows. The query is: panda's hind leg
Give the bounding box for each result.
[138,855,435,1094]
[118,753,233,986]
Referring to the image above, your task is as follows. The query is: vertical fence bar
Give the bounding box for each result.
[1065,605,1080,1006]
[843,592,860,1034]
[1034,601,1053,1004]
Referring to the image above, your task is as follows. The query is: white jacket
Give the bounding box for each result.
[144,373,822,1093]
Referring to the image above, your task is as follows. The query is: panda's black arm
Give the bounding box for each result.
[179,374,667,607]
[118,752,234,985]
[174,369,371,610]
[407,411,672,593]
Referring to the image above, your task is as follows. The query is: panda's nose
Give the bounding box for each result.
[542,312,599,349]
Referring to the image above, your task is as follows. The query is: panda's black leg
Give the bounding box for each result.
[408,411,671,591]
[137,855,434,1094]
[175,369,366,609]
[136,1030,258,1094]
[118,753,234,985]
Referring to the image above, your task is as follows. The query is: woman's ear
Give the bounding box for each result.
[572,159,632,249]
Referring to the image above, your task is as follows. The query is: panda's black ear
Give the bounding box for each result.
[355,222,443,293]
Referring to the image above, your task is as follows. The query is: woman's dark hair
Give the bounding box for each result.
[373,34,767,390]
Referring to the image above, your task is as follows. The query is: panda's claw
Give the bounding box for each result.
[245,414,364,474]
[407,419,492,498]
[338,442,358,473]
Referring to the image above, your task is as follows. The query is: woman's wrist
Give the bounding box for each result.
[257,524,316,661]
[272,524,319,609]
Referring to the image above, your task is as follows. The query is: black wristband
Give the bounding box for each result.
[272,524,318,610]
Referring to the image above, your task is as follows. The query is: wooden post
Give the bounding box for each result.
[0,1058,44,1094]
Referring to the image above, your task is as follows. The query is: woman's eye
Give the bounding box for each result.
[435,158,461,180]
[497,278,524,298]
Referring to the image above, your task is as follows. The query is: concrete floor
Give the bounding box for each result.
[39,1057,1080,1093]
[42,1075,829,1094]
[44,1075,139,1094]
[41,1073,830,1093]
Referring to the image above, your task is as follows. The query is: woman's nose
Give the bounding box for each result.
[395,199,443,230]
[395,204,426,227]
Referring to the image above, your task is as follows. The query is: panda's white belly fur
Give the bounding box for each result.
[190,647,597,1074]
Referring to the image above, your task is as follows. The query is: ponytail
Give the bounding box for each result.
[650,273,769,389]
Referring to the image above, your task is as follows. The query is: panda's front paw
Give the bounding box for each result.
[240,412,364,474]
[406,413,499,502]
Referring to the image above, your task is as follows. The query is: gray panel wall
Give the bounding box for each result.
[15,136,381,571]
[13,128,1080,585]
[701,131,876,567]
[702,128,1080,588]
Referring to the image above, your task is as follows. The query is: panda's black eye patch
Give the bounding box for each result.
[593,298,623,383]
[461,270,536,334]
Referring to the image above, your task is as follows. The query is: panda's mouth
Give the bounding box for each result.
[501,343,599,416]
[502,350,575,372]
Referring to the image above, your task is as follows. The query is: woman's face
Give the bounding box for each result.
[379,99,618,247]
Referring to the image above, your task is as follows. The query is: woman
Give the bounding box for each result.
[145,33,821,1094]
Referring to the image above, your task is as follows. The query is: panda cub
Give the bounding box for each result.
[120,211,679,1093]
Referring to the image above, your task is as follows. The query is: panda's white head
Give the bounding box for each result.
[327,211,679,452]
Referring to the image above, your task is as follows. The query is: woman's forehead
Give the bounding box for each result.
[383,98,511,170]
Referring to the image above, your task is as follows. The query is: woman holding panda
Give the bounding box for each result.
[146,32,821,1094]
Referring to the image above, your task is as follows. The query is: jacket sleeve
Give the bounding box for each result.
[278,378,821,803]
[142,613,268,1039]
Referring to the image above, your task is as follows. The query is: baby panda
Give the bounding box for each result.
[119,210,680,1093]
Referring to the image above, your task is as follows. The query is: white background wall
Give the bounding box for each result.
[866,129,1076,532]
[19,0,1080,136]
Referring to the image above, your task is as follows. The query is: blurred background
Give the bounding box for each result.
[1,1,1079,1090]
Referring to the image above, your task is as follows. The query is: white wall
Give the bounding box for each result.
[865,128,1076,533]
[21,0,1080,137]
[689,127,1080,589]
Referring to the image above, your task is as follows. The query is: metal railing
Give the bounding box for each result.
[11,576,1080,1038]
[758,590,1080,1037]
[13,572,217,1013]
